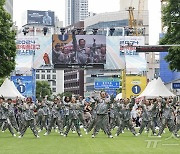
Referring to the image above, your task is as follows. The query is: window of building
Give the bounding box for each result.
[47,70,51,73]
[36,70,40,73]
[41,70,45,73]
[52,88,56,93]
[36,74,40,79]
[47,74,51,79]
[41,74,45,79]
[53,70,56,73]
[52,75,56,79]
[52,81,56,86]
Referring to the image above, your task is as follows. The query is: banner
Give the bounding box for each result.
[106,36,146,72]
[122,76,147,98]
[52,35,106,69]
[94,77,120,89]
[16,36,52,69]
[11,76,34,99]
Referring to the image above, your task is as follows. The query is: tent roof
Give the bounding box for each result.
[137,77,175,99]
[0,78,25,99]
[115,93,122,100]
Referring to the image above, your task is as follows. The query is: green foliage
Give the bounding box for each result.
[160,0,180,71]
[36,81,52,100]
[0,78,5,86]
[57,92,72,98]
[0,0,16,78]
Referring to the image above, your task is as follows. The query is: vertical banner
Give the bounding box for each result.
[122,76,147,98]
[11,76,34,99]
[16,35,52,70]
[106,36,146,72]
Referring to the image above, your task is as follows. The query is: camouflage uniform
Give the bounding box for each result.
[19,102,38,137]
[158,97,178,137]
[64,102,84,136]
[92,97,112,137]
[116,98,137,136]
[138,102,157,135]
[0,101,15,136]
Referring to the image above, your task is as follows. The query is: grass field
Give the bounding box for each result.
[0,128,179,154]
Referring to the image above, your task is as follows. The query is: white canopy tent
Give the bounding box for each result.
[137,77,175,99]
[0,78,25,99]
[115,93,122,100]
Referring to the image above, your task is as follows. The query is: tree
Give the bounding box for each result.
[0,78,5,86]
[160,0,180,71]
[36,81,52,100]
[57,92,72,98]
[0,0,16,78]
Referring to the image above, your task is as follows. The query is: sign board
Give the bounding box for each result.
[15,35,52,70]
[106,36,146,72]
[94,77,120,89]
[11,76,35,99]
[172,83,180,89]
[122,76,147,98]
[53,35,106,69]
[27,10,55,26]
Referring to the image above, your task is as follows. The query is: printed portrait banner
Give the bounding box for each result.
[52,35,106,69]
[15,36,52,70]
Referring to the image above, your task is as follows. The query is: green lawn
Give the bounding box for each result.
[0,129,179,154]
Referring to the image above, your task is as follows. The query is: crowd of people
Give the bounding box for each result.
[0,92,179,139]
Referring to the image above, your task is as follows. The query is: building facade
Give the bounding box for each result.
[4,0,13,18]
[36,69,64,95]
[64,70,84,96]
[65,0,89,26]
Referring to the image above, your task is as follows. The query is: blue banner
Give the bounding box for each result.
[172,83,180,89]
[94,81,120,89]
[94,77,120,89]
[11,76,35,99]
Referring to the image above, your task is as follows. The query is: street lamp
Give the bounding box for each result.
[43,27,48,36]
[22,27,29,35]
[109,27,115,36]
[60,28,66,35]
[92,28,98,35]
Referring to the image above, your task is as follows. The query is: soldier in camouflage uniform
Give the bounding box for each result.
[63,96,71,128]
[175,101,180,132]
[109,99,122,131]
[137,99,157,136]
[2,98,19,133]
[44,98,64,136]
[86,98,98,134]
[0,97,16,137]
[16,100,26,134]
[116,98,137,136]
[157,97,179,137]
[36,100,49,132]
[77,96,86,129]
[18,97,39,138]
[64,97,83,137]
[91,92,113,138]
